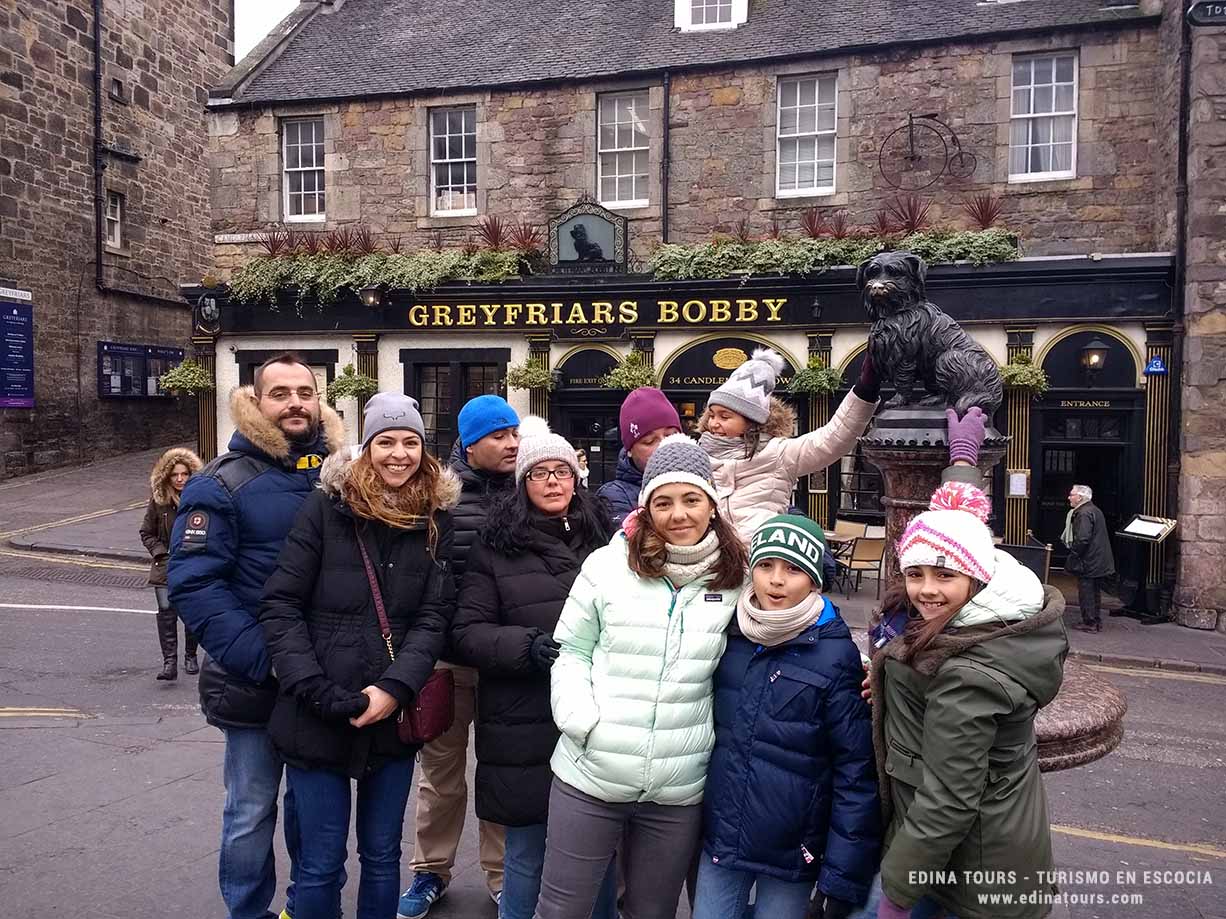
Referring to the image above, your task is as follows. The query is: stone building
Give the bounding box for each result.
[193,0,1223,630]
[0,1,233,477]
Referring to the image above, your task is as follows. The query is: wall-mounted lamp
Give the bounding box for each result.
[359,284,384,309]
[1080,337,1109,373]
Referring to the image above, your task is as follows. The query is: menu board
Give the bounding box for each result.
[97,341,185,398]
[0,291,34,409]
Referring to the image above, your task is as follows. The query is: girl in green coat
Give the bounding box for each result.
[537,434,748,919]
[869,476,1068,919]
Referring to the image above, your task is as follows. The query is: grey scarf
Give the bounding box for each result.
[699,431,747,460]
[663,529,722,586]
[737,588,826,647]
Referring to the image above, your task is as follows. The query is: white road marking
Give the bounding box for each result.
[0,602,156,615]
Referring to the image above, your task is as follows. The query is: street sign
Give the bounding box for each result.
[1144,356,1169,376]
[1188,2,1226,26]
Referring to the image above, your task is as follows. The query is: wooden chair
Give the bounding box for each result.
[828,519,867,560]
[835,536,886,597]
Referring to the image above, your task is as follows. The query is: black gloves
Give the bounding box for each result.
[530,633,561,671]
[297,676,370,722]
[821,896,854,919]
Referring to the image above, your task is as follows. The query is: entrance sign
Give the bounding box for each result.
[1143,356,1168,376]
[548,200,629,274]
[1187,2,1226,26]
[0,292,34,409]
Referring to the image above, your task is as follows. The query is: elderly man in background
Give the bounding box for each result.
[1064,484,1116,633]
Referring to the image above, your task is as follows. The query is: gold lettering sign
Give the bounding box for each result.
[405,297,789,328]
[1060,400,1112,408]
[713,348,748,370]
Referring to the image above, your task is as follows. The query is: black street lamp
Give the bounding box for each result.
[359,284,383,309]
[1080,337,1109,384]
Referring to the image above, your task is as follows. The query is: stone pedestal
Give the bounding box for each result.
[860,406,1126,772]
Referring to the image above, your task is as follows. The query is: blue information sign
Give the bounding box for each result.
[1144,356,1168,376]
[0,294,34,409]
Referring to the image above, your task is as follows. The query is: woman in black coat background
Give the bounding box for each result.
[449,417,617,919]
[259,393,458,919]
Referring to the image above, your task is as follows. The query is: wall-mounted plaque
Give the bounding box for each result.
[548,200,629,274]
[0,290,34,409]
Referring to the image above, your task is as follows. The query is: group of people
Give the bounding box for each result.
[143,345,1071,919]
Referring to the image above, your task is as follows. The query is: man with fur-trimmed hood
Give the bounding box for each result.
[169,353,345,919]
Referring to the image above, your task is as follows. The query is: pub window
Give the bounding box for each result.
[105,191,124,248]
[692,0,731,25]
[776,75,837,197]
[463,364,500,401]
[675,0,747,30]
[598,91,650,207]
[417,364,453,460]
[282,117,326,221]
[1009,53,1077,181]
[430,105,478,215]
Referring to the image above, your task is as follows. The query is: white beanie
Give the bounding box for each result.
[707,347,786,424]
[514,416,580,484]
[897,482,997,584]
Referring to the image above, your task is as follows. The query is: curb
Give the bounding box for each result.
[1069,649,1226,678]
[6,536,150,565]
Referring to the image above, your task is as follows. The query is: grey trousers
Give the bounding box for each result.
[535,778,703,919]
[1078,577,1103,624]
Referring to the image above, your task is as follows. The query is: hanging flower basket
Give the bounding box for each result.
[600,351,658,390]
[158,359,214,396]
[1000,355,1050,397]
[326,363,379,405]
[787,356,844,395]
[505,360,556,391]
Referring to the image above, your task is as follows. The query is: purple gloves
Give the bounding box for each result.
[876,897,912,919]
[855,350,881,402]
[946,406,987,466]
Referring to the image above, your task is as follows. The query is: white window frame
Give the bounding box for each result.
[775,74,838,199]
[1008,52,1078,184]
[430,105,478,217]
[597,91,651,209]
[281,116,326,223]
[674,0,747,31]
[105,190,123,248]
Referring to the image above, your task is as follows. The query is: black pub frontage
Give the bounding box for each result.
[187,250,1176,604]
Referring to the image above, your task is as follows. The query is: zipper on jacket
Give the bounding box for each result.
[643,583,680,794]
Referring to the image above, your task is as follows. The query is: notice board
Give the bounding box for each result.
[0,288,34,409]
[97,341,185,398]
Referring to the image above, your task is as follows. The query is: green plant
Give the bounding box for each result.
[962,193,1004,230]
[600,351,658,390]
[325,363,379,405]
[158,359,214,395]
[787,356,844,395]
[505,360,555,391]
[999,354,1050,396]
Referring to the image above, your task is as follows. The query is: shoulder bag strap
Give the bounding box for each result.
[356,525,396,662]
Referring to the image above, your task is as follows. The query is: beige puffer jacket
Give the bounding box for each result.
[706,391,877,545]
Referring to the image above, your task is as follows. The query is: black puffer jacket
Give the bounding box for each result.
[258,453,460,777]
[449,505,611,826]
[450,454,514,580]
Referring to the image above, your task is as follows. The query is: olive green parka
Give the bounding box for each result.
[870,555,1069,919]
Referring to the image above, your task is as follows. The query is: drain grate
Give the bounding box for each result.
[5,566,149,590]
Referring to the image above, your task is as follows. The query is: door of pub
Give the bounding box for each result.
[560,409,621,491]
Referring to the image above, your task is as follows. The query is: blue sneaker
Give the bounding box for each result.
[397,872,447,919]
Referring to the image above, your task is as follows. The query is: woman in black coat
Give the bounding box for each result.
[259,394,458,919]
[449,417,617,919]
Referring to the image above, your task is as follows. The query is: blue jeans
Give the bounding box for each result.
[286,759,415,919]
[220,726,300,919]
[692,858,815,919]
[500,823,618,919]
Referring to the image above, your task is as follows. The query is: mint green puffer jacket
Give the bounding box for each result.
[549,534,743,805]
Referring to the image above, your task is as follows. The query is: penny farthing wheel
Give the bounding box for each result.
[878,117,948,191]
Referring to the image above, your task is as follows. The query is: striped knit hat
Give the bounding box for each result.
[639,433,719,506]
[707,347,786,424]
[750,515,827,589]
[897,481,997,584]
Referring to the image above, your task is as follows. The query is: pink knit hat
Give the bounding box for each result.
[897,482,997,584]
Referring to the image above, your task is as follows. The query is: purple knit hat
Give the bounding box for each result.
[619,388,682,451]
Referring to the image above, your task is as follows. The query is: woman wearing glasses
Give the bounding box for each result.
[450,417,617,919]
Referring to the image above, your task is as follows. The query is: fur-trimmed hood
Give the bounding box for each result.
[150,447,203,505]
[316,445,462,511]
[698,396,796,441]
[228,385,346,464]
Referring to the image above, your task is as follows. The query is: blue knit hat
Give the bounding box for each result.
[458,394,520,450]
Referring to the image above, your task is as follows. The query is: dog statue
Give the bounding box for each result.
[570,223,605,261]
[858,251,1003,417]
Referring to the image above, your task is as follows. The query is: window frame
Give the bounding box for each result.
[281,116,327,223]
[674,0,747,31]
[105,190,124,248]
[597,90,652,209]
[1008,52,1078,184]
[429,104,479,217]
[775,73,838,199]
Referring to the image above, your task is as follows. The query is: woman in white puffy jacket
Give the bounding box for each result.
[535,434,748,919]
[699,347,880,544]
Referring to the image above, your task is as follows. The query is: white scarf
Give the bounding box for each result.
[662,529,722,586]
[737,588,827,647]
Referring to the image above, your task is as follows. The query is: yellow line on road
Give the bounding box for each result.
[0,707,89,719]
[1052,825,1226,860]
[1086,664,1226,686]
[0,547,146,572]
[0,501,146,540]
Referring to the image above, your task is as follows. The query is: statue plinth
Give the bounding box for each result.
[859,406,1127,772]
[859,407,1008,596]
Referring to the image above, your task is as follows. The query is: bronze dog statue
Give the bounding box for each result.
[858,251,1003,417]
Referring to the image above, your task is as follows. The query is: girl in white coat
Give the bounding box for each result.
[699,348,880,544]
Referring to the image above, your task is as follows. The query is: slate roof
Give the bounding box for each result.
[222,0,1157,107]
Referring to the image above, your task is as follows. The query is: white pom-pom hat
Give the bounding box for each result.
[707,347,786,424]
[897,481,997,584]
[514,415,580,484]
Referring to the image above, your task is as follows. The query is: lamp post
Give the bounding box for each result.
[359,284,383,309]
[1080,337,1109,386]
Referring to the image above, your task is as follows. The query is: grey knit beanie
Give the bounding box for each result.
[514,416,580,484]
[707,347,786,424]
[362,392,426,450]
[639,433,719,505]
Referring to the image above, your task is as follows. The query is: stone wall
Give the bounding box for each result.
[208,23,1163,271]
[0,0,232,478]
[1175,22,1226,632]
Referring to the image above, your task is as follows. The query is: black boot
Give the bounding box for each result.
[184,630,199,675]
[183,653,199,675]
[157,657,178,681]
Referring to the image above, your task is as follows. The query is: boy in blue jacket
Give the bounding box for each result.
[695,515,881,919]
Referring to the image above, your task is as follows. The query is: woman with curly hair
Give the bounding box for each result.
[259,393,459,919]
[535,434,748,919]
[140,446,203,681]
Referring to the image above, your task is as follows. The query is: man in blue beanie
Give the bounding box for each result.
[399,393,518,918]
